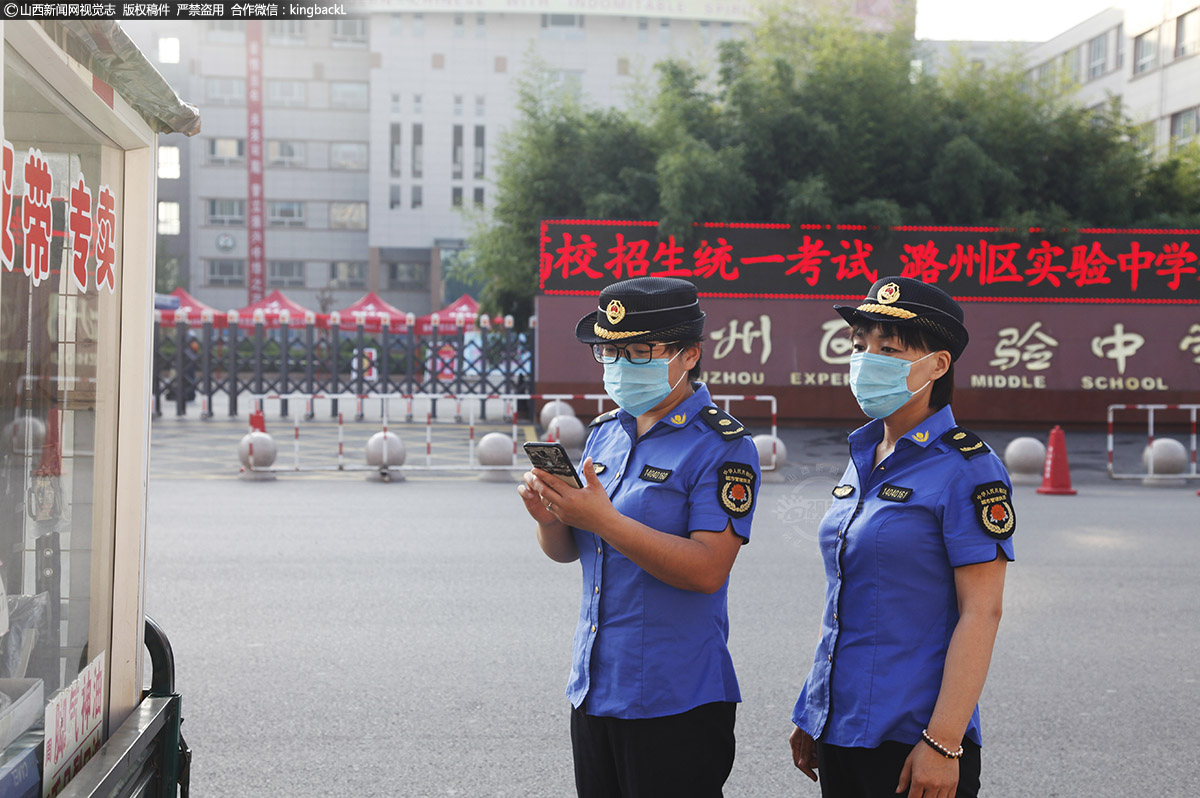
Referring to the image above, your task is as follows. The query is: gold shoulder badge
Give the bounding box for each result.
[912,430,929,443]
[972,481,1015,540]
[700,406,749,439]
[605,299,626,326]
[718,461,756,519]
[941,427,991,459]
[832,484,855,499]
[669,412,687,425]
[877,282,901,304]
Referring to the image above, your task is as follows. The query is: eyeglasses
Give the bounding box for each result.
[591,342,679,365]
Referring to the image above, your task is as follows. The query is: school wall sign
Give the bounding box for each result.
[534,220,1200,426]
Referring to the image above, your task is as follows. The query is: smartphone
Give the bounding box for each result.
[522,442,582,488]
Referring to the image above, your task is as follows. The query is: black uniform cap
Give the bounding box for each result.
[575,277,706,345]
[834,276,969,361]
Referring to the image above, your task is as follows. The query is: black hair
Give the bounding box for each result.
[667,338,704,382]
[850,322,954,409]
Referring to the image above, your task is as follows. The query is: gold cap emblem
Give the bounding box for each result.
[605,299,626,326]
[877,282,901,305]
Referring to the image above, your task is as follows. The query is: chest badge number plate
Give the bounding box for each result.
[639,465,672,483]
[878,483,913,502]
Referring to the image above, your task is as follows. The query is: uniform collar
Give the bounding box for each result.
[616,381,709,433]
[847,405,958,455]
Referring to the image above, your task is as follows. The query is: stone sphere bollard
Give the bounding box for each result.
[548,414,587,452]
[1004,437,1046,486]
[5,416,46,455]
[752,434,788,483]
[366,431,406,467]
[539,400,575,430]
[477,431,515,482]
[238,430,277,480]
[1142,438,1188,481]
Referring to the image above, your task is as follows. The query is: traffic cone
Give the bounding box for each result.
[1037,425,1076,495]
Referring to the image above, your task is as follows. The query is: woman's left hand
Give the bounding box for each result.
[895,742,958,798]
[529,458,617,531]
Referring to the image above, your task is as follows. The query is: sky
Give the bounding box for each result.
[914,0,1119,42]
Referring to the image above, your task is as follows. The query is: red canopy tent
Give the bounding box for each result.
[414,294,493,335]
[158,287,220,326]
[233,289,319,328]
[335,291,410,333]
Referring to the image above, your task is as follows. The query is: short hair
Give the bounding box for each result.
[850,322,954,409]
[666,338,704,382]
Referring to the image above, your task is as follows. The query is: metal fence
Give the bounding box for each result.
[152,315,534,420]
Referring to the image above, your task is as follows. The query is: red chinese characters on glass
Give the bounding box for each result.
[1024,241,1066,287]
[832,239,877,284]
[784,235,830,286]
[693,237,737,280]
[650,235,691,277]
[94,185,117,294]
[1155,241,1199,290]
[604,234,650,279]
[69,176,93,293]
[22,148,53,287]
[551,232,601,280]
[1,141,13,272]
[1067,242,1114,287]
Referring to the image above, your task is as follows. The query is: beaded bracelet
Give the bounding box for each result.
[921,729,964,760]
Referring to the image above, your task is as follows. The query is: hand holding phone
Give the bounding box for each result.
[523,442,582,488]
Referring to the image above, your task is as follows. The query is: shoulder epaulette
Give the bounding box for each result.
[941,426,991,459]
[589,409,620,427]
[699,405,751,440]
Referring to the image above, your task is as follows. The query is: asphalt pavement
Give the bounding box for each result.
[144,411,1200,796]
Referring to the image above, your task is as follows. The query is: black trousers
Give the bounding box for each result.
[570,702,736,798]
[815,738,981,798]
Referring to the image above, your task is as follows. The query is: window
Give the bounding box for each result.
[452,125,463,180]
[332,18,367,46]
[476,13,486,37]
[475,95,485,117]
[1177,9,1199,57]
[495,56,507,73]
[267,79,307,107]
[617,57,630,76]
[158,37,180,63]
[454,13,465,37]
[268,201,305,227]
[412,123,424,178]
[413,13,424,36]
[452,187,463,207]
[659,18,670,44]
[158,145,180,179]
[391,123,402,177]
[268,20,306,45]
[268,260,306,288]
[433,53,445,69]
[207,77,245,105]
[719,22,733,41]
[637,17,649,42]
[331,81,369,110]
[1135,30,1157,74]
[330,142,368,170]
[473,187,484,207]
[390,13,402,35]
[157,201,181,235]
[412,185,423,208]
[207,199,246,226]
[413,93,423,114]
[388,262,428,288]
[1088,33,1107,79]
[548,70,584,101]
[542,13,585,39]
[1170,106,1199,150]
[454,95,463,116]
[267,140,306,167]
[207,20,244,42]
[391,92,401,113]
[207,137,245,164]
[1116,23,1124,68]
[1059,47,1081,83]
[331,202,368,230]
[390,184,402,209]
[474,125,485,179]
[1034,62,1053,89]
[207,259,246,285]
[330,261,367,288]
[1135,120,1156,154]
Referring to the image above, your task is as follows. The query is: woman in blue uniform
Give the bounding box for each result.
[789,276,1013,798]
[519,276,760,798]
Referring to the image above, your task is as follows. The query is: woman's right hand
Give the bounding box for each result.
[789,725,819,782]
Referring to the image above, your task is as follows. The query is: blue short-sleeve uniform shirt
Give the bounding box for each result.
[793,405,1015,748]
[567,382,760,719]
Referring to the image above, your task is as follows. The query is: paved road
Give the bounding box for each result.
[145,416,1200,796]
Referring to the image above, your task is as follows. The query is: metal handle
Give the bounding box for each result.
[144,615,176,697]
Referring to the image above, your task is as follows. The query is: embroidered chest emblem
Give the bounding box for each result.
[639,465,672,483]
[878,483,913,502]
[718,462,756,518]
[972,481,1016,540]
